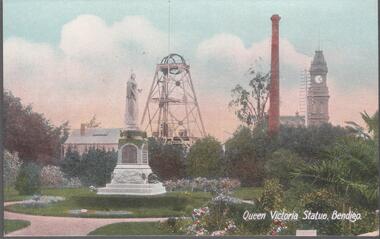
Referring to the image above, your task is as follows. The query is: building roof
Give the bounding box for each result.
[280,115,305,121]
[65,128,122,144]
[280,115,305,126]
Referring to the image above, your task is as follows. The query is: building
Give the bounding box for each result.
[307,50,330,126]
[280,112,305,127]
[62,124,121,157]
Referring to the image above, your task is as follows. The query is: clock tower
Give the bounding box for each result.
[307,50,330,126]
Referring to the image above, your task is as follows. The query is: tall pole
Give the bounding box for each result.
[268,14,281,135]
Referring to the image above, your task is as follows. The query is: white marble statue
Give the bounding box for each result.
[97,72,166,196]
[125,73,139,130]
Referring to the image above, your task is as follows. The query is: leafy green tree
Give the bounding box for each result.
[225,126,269,186]
[225,122,348,186]
[264,149,304,188]
[59,147,81,178]
[3,91,70,164]
[186,136,224,178]
[79,148,117,186]
[275,123,349,160]
[229,67,270,127]
[15,162,41,195]
[148,138,186,180]
[292,111,379,211]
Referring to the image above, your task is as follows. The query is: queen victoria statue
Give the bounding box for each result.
[97,72,166,195]
[125,73,138,130]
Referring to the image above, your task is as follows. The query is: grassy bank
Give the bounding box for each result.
[4,219,30,234]
[88,222,181,235]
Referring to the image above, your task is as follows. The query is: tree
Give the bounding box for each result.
[264,149,304,188]
[79,148,117,186]
[3,150,22,187]
[186,136,224,178]
[15,162,41,195]
[293,136,378,211]
[229,67,270,127]
[275,123,349,160]
[59,147,81,178]
[85,114,101,128]
[345,110,378,141]
[3,91,69,164]
[225,126,269,186]
[148,138,186,180]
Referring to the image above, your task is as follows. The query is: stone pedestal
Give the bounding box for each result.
[97,164,166,195]
[97,130,166,196]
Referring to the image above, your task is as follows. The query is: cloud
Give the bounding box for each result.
[193,34,312,96]
[196,34,311,73]
[4,15,167,129]
[4,15,377,140]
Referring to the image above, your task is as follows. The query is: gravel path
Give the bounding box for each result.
[4,201,168,236]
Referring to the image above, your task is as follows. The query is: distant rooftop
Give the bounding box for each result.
[65,128,122,144]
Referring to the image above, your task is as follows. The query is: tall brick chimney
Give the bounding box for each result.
[268,14,281,135]
[80,123,86,136]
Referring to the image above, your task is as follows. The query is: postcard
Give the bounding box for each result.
[3,0,379,237]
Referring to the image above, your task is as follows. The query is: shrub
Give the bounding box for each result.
[15,162,41,195]
[61,177,82,188]
[163,177,240,195]
[159,217,188,234]
[183,198,271,235]
[3,150,22,187]
[299,189,341,235]
[259,179,284,211]
[40,165,65,187]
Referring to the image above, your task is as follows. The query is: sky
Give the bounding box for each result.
[4,0,378,141]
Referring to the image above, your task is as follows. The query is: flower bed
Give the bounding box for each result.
[164,177,240,194]
[20,195,65,207]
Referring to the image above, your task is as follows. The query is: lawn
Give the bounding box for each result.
[232,187,263,200]
[88,222,181,235]
[4,187,92,202]
[5,188,212,218]
[4,219,30,234]
[4,187,32,202]
[5,187,262,218]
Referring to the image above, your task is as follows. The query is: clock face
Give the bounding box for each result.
[314,75,323,84]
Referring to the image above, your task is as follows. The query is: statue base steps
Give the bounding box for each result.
[97,183,166,196]
[96,164,166,196]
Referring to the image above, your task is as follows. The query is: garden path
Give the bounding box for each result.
[4,201,168,236]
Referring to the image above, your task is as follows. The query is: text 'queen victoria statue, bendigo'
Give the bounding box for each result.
[97,73,166,195]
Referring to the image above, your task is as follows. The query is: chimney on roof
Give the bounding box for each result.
[80,123,86,136]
